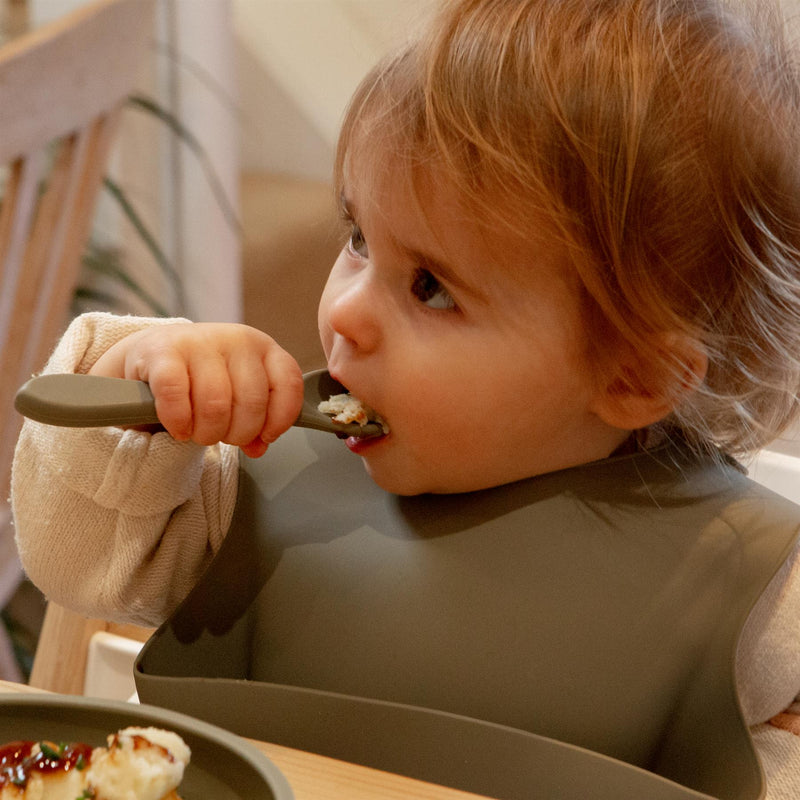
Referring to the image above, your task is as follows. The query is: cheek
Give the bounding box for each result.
[388,372,485,461]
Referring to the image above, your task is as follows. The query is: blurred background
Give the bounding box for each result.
[3,0,433,360]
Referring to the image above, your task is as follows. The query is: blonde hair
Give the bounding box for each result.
[335,0,800,456]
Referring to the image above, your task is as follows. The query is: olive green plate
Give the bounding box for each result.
[0,694,293,799]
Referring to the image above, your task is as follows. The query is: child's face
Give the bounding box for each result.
[317,169,628,495]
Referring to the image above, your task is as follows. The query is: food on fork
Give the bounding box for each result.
[0,726,190,799]
[318,393,389,434]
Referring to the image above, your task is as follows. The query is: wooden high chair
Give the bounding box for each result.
[29,602,152,696]
[0,0,154,529]
[0,0,155,691]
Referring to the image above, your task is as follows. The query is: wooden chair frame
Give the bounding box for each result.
[0,0,155,692]
[1,0,154,503]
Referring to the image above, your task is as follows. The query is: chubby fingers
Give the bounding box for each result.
[257,345,305,446]
[223,346,305,453]
[144,353,197,441]
[173,340,303,452]
[236,348,304,458]
[88,323,304,453]
[176,352,235,445]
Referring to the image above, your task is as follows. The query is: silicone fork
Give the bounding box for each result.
[14,369,385,438]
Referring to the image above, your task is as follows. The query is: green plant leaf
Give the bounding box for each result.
[81,244,172,317]
[127,93,242,235]
[101,176,185,309]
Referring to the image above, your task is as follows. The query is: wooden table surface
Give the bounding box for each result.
[0,680,493,800]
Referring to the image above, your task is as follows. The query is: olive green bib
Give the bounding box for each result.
[136,427,800,800]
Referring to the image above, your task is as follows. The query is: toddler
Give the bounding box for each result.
[11,0,800,796]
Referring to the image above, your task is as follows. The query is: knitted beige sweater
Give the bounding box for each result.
[10,313,800,796]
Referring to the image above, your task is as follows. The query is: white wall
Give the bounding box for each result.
[233,0,433,181]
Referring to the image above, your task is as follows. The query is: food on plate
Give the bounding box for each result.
[318,393,389,434]
[0,726,190,799]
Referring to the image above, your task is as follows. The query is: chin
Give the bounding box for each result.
[362,460,490,496]
[361,460,431,496]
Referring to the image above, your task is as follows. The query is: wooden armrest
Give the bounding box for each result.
[29,602,153,695]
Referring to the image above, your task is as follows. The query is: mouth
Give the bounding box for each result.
[323,374,390,443]
[344,431,388,454]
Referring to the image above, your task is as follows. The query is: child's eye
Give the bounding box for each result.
[347,224,369,259]
[411,268,455,310]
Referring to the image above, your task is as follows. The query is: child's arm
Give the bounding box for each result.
[737,537,800,797]
[737,540,800,724]
[11,313,303,626]
[750,712,800,799]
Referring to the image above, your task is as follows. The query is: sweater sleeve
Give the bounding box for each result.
[737,537,800,725]
[10,312,240,626]
[751,714,800,800]
[736,534,800,799]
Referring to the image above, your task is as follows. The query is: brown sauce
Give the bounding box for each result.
[0,740,94,788]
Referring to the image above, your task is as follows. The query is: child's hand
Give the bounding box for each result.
[89,323,304,458]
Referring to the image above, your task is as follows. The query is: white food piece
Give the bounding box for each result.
[86,727,190,800]
[318,393,389,434]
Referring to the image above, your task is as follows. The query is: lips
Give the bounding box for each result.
[345,433,387,454]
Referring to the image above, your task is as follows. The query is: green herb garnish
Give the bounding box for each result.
[38,742,62,761]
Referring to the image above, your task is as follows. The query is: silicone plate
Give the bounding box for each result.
[0,694,293,799]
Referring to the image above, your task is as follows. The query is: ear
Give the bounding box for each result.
[589,334,708,431]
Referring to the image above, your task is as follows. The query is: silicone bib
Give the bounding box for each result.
[137,427,800,800]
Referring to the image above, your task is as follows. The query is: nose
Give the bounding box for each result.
[322,261,382,355]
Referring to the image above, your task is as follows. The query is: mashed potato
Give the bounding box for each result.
[318,393,389,434]
[0,727,190,800]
